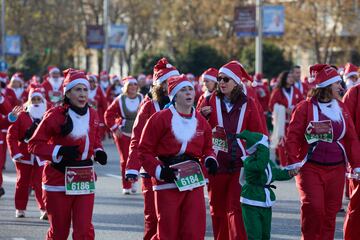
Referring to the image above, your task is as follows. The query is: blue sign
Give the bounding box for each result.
[86,25,105,49]
[0,60,7,71]
[5,35,21,56]
[108,24,128,49]
[262,5,285,36]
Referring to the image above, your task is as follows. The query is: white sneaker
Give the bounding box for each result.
[15,210,25,218]
[122,188,131,195]
[131,182,138,194]
[40,210,48,220]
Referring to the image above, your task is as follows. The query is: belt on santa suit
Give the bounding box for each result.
[51,159,93,173]
[158,154,199,167]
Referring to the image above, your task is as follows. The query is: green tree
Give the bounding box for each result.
[240,42,292,79]
[8,53,42,80]
[176,42,227,76]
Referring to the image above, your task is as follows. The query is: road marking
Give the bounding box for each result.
[105,173,122,179]
[13,238,27,240]
[3,174,17,183]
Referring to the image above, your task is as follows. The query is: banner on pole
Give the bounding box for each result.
[5,35,21,56]
[86,25,105,49]
[233,6,256,37]
[108,24,128,49]
[262,5,285,36]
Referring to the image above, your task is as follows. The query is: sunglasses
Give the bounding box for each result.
[217,76,231,83]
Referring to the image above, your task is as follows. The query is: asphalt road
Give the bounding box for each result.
[0,139,347,240]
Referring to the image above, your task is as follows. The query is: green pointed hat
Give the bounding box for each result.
[237,130,269,154]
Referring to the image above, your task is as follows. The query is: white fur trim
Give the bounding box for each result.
[169,81,194,100]
[153,101,160,112]
[345,71,358,79]
[281,87,294,108]
[63,78,90,93]
[240,196,275,207]
[219,67,240,84]
[68,108,90,139]
[284,157,307,170]
[169,105,197,145]
[52,145,62,163]
[152,183,178,191]
[154,70,180,85]
[125,78,138,85]
[246,134,269,155]
[125,169,139,176]
[12,153,24,161]
[110,123,119,131]
[155,165,162,180]
[42,184,65,192]
[30,92,43,99]
[49,67,60,74]
[316,75,342,88]
[81,134,90,160]
[203,74,217,82]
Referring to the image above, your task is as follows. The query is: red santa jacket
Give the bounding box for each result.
[284,98,360,170]
[294,80,310,98]
[269,86,303,112]
[41,80,64,105]
[7,111,46,166]
[343,84,360,138]
[126,98,161,175]
[88,86,108,125]
[252,82,270,112]
[138,105,216,190]
[28,106,103,191]
[196,91,212,113]
[1,87,18,108]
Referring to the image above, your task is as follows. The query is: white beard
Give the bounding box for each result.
[171,107,197,144]
[49,77,63,91]
[114,85,122,95]
[100,81,109,90]
[88,88,97,100]
[13,88,24,100]
[318,99,342,122]
[68,108,90,139]
[27,102,46,119]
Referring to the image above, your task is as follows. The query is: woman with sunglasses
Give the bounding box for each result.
[205,61,267,240]
[105,76,143,194]
[285,64,360,240]
[269,71,303,166]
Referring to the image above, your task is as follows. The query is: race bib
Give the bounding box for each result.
[212,126,228,153]
[65,166,95,195]
[170,160,206,192]
[305,120,333,144]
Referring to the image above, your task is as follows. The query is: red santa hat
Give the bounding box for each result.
[122,76,137,85]
[48,66,60,74]
[186,73,195,81]
[201,68,218,82]
[0,72,8,84]
[99,70,108,77]
[137,74,146,81]
[167,74,194,100]
[87,74,98,82]
[153,58,180,85]
[10,72,24,83]
[62,68,90,93]
[219,60,252,84]
[343,63,359,79]
[308,64,342,88]
[110,75,120,84]
[252,72,263,87]
[28,87,45,100]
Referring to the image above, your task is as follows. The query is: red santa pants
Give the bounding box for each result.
[208,172,247,240]
[14,162,44,210]
[0,133,7,187]
[142,177,157,240]
[344,179,360,240]
[152,187,206,240]
[43,191,95,240]
[295,163,345,240]
[113,134,132,189]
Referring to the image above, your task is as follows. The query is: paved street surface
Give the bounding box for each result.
[0,139,347,239]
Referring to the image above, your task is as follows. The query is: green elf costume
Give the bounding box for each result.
[238,130,293,240]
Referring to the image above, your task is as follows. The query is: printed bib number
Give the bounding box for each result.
[212,126,228,153]
[305,120,333,144]
[65,166,95,195]
[170,160,206,192]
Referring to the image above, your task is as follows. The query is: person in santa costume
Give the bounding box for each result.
[196,67,218,117]
[343,62,359,91]
[104,76,143,194]
[28,69,107,240]
[237,130,295,240]
[138,74,218,240]
[284,64,360,240]
[137,73,150,96]
[204,60,267,240]
[125,57,179,240]
[6,88,48,219]
[252,73,271,131]
[342,71,360,240]
[105,74,123,104]
[269,71,303,166]
[98,70,110,96]
[88,74,108,140]
[42,66,64,105]
[8,72,26,105]
[292,65,310,98]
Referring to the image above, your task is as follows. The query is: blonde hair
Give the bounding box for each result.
[123,82,139,96]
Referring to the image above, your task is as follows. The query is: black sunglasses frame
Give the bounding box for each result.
[217,76,231,83]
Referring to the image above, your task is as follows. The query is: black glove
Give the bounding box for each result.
[205,158,218,176]
[160,165,178,183]
[125,173,138,182]
[60,115,73,136]
[58,145,80,160]
[24,120,40,141]
[94,150,107,165]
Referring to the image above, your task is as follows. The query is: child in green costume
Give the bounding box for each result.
[238,130,297,240]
